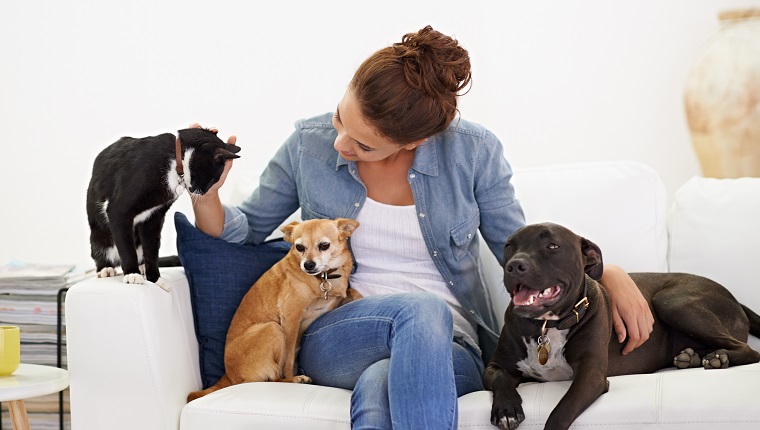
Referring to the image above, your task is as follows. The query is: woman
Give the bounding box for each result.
[192,25,653,430]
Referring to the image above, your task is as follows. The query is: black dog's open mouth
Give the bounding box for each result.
[512,284,562,307]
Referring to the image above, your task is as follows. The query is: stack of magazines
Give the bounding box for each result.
[0,261,93,430]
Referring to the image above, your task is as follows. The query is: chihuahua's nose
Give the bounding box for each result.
[304,260,317,272]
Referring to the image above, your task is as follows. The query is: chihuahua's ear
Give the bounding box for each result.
[280,221,301,243]
[335,218,360,240]
[580,237,604,280]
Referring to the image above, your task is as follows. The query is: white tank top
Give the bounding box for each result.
[350,197,479,347]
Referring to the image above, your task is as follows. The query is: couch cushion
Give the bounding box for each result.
[175,212,290,388]
[181,365,760,429]
[668,176,760,350]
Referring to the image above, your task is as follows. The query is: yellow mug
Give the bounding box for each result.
[0,326,20,376]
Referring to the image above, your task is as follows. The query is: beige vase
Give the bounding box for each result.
[684,9,760,178]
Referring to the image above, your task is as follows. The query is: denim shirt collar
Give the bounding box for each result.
[334,135,440,177]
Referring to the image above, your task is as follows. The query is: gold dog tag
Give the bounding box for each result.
[537,323,550,365]
[538,342,550,365]
[538,336,551,366]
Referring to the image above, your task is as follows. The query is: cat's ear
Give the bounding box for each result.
[224,143,241,154]
[214,147,240,162]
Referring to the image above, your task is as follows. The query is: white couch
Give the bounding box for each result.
[65,161,760,429]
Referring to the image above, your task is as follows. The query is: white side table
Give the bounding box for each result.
[0,364,69,430]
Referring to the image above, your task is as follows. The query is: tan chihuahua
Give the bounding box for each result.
[187,218,361,402]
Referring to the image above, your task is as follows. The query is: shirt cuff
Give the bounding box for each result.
[217,205,250,244]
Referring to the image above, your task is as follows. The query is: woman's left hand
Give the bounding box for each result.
[601,264,654,355]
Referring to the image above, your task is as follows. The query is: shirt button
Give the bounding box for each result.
[354,202,360,207]
[419,213,425,218]
[433,251,438,257]
[467,233,472,239]
[409,173,416,179]
[449,281,454,286]
[470,310,476,315]
[350,169,356,174]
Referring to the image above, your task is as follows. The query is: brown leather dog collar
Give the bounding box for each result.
[175,135,184,177]
[535,277,591,331]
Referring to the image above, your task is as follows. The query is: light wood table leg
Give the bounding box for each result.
[8,400,31,430]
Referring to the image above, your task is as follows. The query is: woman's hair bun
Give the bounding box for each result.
[394,25,472,97]
[349,25,472,143]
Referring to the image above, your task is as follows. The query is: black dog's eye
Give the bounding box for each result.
[548,243,560,250]
[318,242,330,251]
[295,244,305,252]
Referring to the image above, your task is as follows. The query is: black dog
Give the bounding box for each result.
[484,222,760,430]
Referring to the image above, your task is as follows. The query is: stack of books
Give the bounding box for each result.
[0,261,93,430]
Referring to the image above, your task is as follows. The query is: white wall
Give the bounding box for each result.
[0,0,751,266]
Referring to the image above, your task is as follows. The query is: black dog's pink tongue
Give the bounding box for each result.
[513,286,539,306]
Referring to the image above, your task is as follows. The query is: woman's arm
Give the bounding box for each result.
[601,264,655,355]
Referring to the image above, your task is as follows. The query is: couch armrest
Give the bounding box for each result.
[66,267,200,430]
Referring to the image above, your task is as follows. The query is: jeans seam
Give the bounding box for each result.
[302,316,394,338]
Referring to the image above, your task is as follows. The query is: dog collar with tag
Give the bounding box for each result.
[534,277,591,365]
[315,268,341,300]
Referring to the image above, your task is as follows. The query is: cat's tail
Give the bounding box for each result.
[187,374,232,403]
[158,255,182,267]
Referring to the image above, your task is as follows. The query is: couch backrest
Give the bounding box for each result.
[668,176,760,327]
[481,161,669,325]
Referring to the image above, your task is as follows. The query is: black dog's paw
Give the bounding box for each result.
[673,347,701,369]
[491,401,525,430]
[702,349,729,369]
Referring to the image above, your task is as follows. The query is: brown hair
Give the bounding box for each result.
[349,25,472,144]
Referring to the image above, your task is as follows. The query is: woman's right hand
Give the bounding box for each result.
[188,123,238,196]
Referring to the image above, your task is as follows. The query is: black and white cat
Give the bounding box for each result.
[86,128,240,290]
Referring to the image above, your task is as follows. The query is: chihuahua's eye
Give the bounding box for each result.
[318,242,330,251]
[548,243,560,250]
[295,244,305,252]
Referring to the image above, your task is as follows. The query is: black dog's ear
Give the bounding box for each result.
[581,237,604,280]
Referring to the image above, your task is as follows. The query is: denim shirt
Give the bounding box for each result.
[219,112,526,361]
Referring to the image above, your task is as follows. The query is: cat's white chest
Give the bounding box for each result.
[166,148,194,197]
[516,328,574,382]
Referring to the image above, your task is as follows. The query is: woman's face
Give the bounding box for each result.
[332,89,415,162]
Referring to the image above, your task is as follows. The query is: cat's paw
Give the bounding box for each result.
[139,264,146,275]
[97,267,118,278]
[123,273,145,284]
[154,277,171,292]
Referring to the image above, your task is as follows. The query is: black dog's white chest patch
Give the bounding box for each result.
[516,328,574,382]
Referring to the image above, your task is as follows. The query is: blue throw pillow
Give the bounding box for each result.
[174,211,290,388]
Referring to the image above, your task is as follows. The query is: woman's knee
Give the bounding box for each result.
[403,292,453,323]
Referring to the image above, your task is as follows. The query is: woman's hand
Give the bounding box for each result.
[601,264,654,355]
[188,123,237,196]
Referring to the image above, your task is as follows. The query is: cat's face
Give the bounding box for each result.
[177,128,241,194]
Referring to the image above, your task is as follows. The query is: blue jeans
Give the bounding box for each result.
[298,292,485,430]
